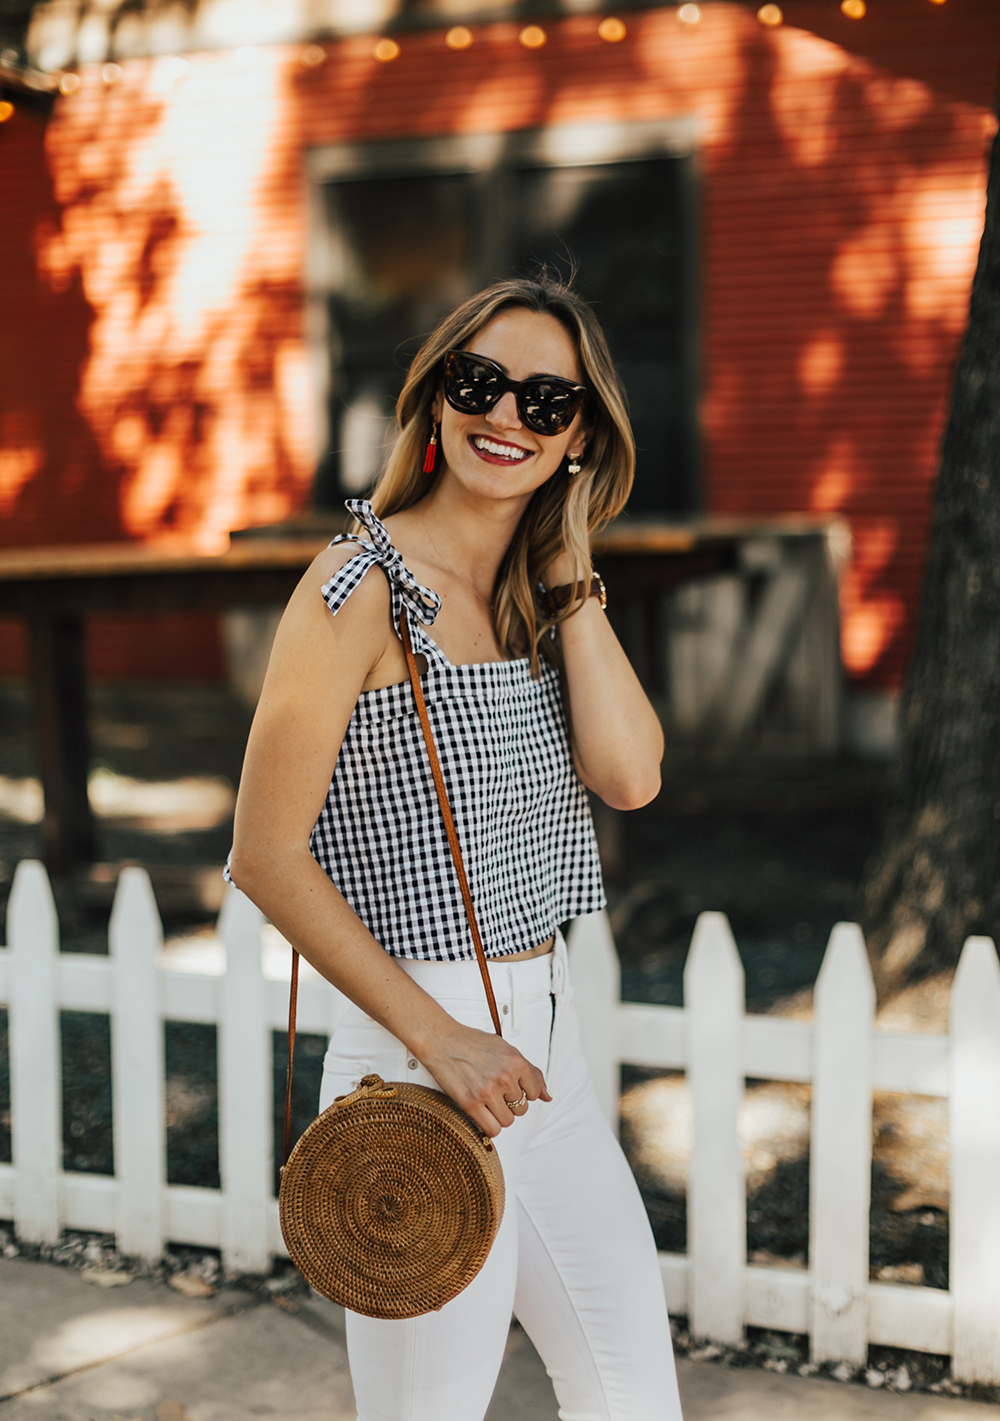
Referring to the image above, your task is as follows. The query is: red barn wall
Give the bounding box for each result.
[0,0,996,687]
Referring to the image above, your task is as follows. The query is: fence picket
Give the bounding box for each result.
[110,868,165,1260]
[218,884,271,1273]
[568,910,619,1122]
[685,911,745,1341]
[810,922,874,1365]
[8,861,61,1244]
[950,935,1000,1385]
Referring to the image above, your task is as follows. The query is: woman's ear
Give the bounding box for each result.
[570,413,592,462]
[568,433,589,464]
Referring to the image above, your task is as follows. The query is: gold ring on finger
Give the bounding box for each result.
[504,1089,528,1111]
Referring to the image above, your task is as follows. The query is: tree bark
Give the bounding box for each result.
[860,109,1000,1001]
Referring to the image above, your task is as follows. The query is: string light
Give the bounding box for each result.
[102,62,121,84]
[598,16,627,41]
[300,44,326,66]
[0,100,13,123]
[446,26,473,48]
[928,0,947,5]
[519,25,547,48]
[676,4,701,24]
[59,72,81,94]
[757,3,783,24]
[840,0,866,14]
[373,37,400,60]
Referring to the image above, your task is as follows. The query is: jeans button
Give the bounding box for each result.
[407,1058,418,1070]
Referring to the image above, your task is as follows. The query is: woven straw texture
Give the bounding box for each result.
[279,1075,505,1319]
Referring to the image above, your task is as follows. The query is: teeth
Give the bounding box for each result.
[473,436,528,460]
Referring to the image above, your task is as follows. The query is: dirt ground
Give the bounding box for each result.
[0,679,949,1297]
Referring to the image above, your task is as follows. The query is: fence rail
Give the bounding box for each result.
[2,859,1000,1381]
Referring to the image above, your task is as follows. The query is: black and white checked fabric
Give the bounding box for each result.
[307,500,606,962]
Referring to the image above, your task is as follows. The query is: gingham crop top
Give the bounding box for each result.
[307,499,606,962]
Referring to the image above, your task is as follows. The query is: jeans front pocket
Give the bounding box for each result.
[318,1007,408,1112]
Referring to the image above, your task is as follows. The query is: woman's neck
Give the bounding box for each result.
[404,477,529,599]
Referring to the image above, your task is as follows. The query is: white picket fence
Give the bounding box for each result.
[2,860,1000,1383]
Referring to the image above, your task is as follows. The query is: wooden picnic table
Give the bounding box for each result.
[0,516,829,875]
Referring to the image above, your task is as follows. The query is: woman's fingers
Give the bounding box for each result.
[491,1062,548,1127]
[524,1062,551,1104]
[464,1080,532,1136]
[469,1102,506,1138]
[422,1024,551,1132]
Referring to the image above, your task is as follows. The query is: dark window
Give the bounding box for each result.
[514,159,695,514]
[316,173,477,507]
[317,140,697,514]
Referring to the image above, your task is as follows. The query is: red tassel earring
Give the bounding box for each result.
[423,423,439,474]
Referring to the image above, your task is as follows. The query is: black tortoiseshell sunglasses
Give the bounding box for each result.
[443,349,589,438]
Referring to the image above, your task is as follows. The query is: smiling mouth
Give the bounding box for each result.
[470,435,531,464]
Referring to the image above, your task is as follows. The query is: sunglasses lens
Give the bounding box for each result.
[445,354,500,413]
[522,382,580,436]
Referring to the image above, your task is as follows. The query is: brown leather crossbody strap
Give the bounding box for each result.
[283,949,299,1166]
[282,607,502,1167]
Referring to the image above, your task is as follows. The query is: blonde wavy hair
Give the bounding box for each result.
[367,274,635,675]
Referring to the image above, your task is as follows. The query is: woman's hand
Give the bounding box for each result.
[416,1018,551,1137]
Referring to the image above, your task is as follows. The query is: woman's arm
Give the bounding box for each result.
[229,551,548,1136]
[543,554,664,810]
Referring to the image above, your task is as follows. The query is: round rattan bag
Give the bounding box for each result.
[279,1073,505,1319]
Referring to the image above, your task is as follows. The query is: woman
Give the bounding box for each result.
[230,275,683,1421]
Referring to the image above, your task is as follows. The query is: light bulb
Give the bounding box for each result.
[841,0,866,16]
[373,37,400,61]
[757,3,783,25]
[446,26,473,49]
[519,25,547,48]
[598,17,627,41]
[677,4,701,25]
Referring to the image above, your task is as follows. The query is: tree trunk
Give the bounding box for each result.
[860,109,1000,1001]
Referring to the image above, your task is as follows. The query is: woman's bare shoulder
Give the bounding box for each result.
[257,543,393,711]
[282,539,393,647]
[290,539,385,604]
[308,537,370,581]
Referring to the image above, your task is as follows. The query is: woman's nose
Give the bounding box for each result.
[486,391,522,429]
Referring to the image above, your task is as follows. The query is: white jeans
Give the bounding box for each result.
[318,931,683,1421]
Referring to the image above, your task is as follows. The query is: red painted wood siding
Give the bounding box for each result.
[0,0,996,685]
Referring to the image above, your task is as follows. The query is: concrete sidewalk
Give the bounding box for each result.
[0,1258,994,1421]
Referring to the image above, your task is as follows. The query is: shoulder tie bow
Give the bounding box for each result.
[335,499,442,626]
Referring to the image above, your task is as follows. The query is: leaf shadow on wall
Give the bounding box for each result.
[700,18,991,690]
[14,56,312,558]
